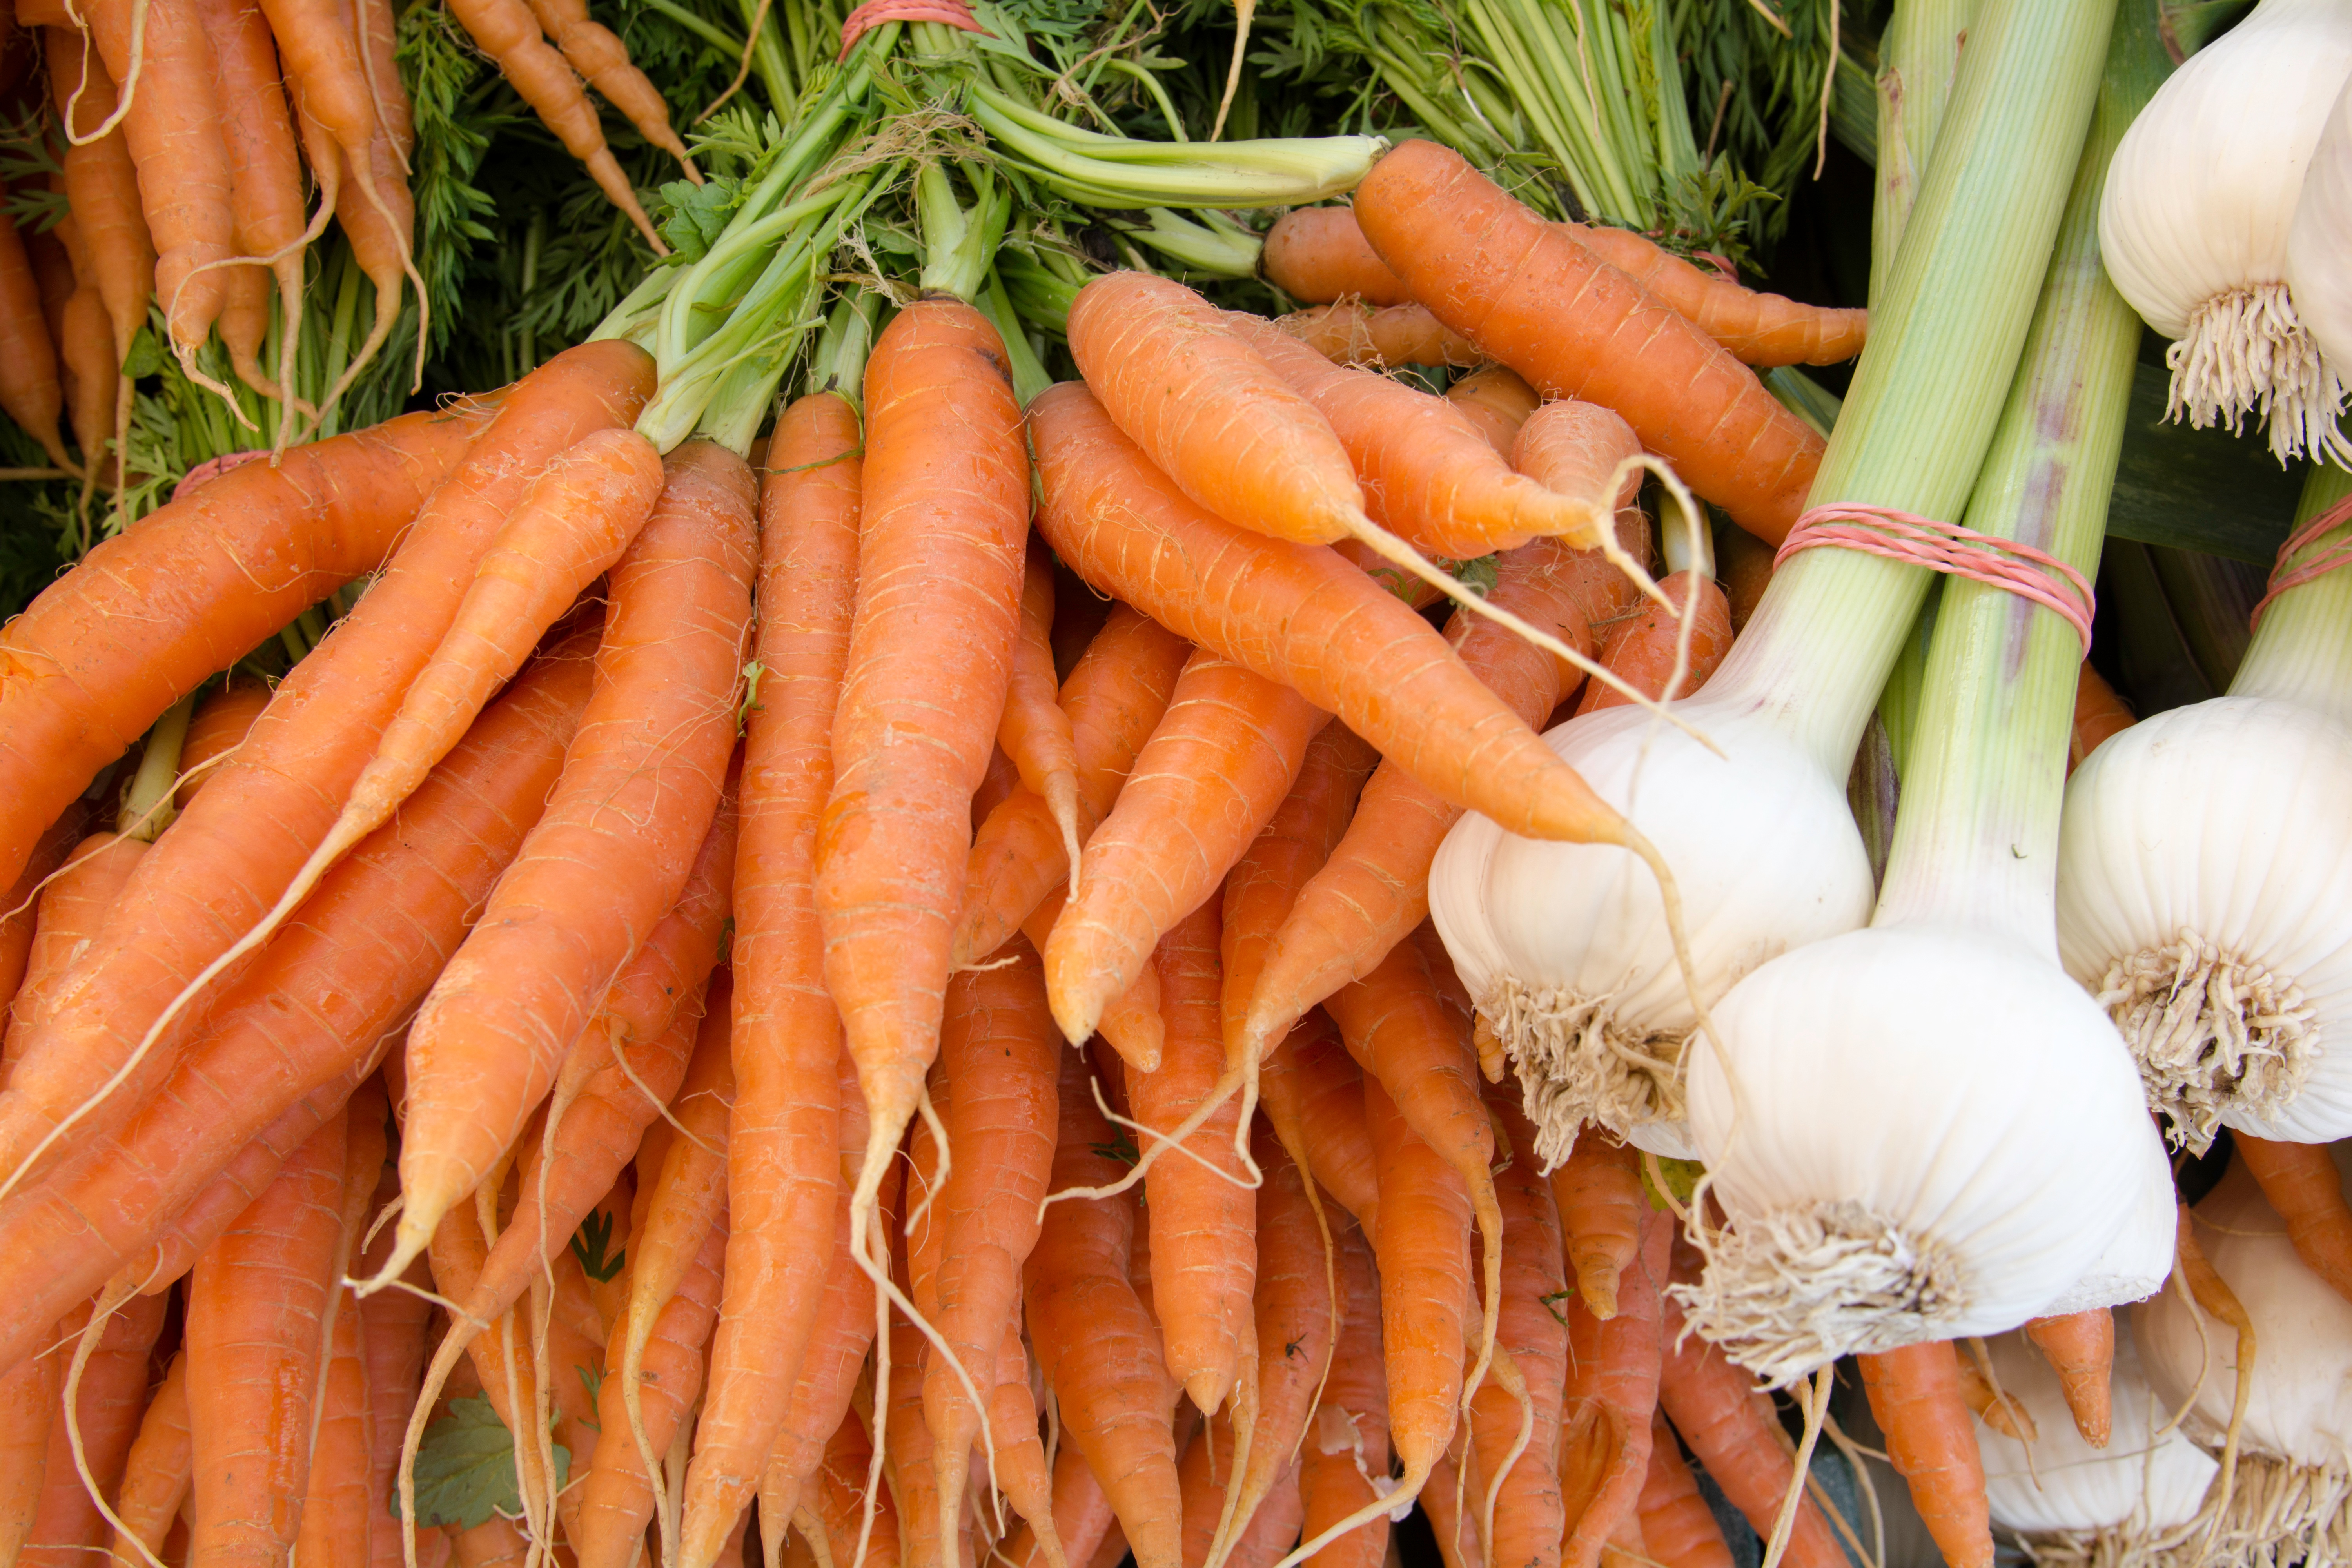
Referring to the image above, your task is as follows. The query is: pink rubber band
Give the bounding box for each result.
[840,0,981,56]
[171,449,268,503]
[1774,502,2098,652]
[2250,493,2352,629]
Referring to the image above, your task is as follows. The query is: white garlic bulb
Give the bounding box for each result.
[2288,74,2352,392]
[2098,0,2352,464]
[2035,1118,2179,1318]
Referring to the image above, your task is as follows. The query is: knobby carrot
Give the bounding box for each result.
[1258,1015,1378,1245]
[2,834,145,1072]
[1351,142,1824,545]
[1238,535,1601,1067]
[104,1349,189,1567]
[2021,1310,2115,1449]
[955,603,1191,968]
[1299,1215,1387,1568]
[1574,565,1734,717]
[1511,401,1645,520]
[1030,382,1637,853]
[1550,1129,1644,1321]
[817,300,1027,1306]
[1274,303,1480,369]
[1047,647,1330,1046]
[1002,543,1086,875]
[1028,1044,1182,1568]
[391,439,755,1271]
[1259,207,1414,306]
[682,394,861,1568]
[984,1322,1062,1564]
[1465,1093,1567,1568]
[1445,365,1542,456]
[1858,1343,1992,1568]
[1639,1415,1733,1568]
[1557,1205,1666,1568]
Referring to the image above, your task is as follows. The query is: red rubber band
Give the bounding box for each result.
[2251,493,2352,629]
[170,449,268,503]
[840,0,981,57]
[1774,503,2098,652]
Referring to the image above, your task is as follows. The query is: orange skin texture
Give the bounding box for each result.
[1031,380,1628,850]
[1047,647,1329,1046]
[1239,536,1598,1064]
[1859,1342,1992,1568]
[2021,1309,2115,1450]
[1028,1044,1183,1568]
[1220,723,1381,1068]
[1561,223,1867,368]
[1259,1013,1379,1244]
[1232,312,1615,559]
[886,1201,948,1568]
[2238,1136,2352,1318]
[176,681,272,809]
[1550,1130,1644,1321]
[1301,1216,1389,1568]
[1463,1093,1568,1568]
[1352,141,1824,546]
[194,0,308,399]
[1445,365,1542,456]
[0,815,82,1042]
[0,184,68,469]
[0,641,593,1374]
[1362,1073,1473,1494]
[1000,545,1085,856]
[1573,570,1735,717]
[980,1322,1061,1561]
[525,0,693,167]
[294,1290,375,1566]
[357,1164,438,1568]
[684,392,860,1567]
[1509,399,1644,517]
[2069,664,2134,773]
[105,1348,191,1566]
[3,834,145,1075]
[1066,270,1367,548]
[816,300,1028,1169]
[1003,1421,1120,1568]
[400,438,754,1251]
[0,1310,63,1563]
[1021,880,1165,1073]
[955,603,1190,967]
[1261,207,1414,307]
[185,1108,349,1568]
[800,1404,905,1568]
[1557,1211,1666,1568]
[1639,1413,1734,1568]
[1276,303,1481,369]
[621,987,736,1357]
[45,29,151,371]
[16,1291,165,1568]
[1225,1123,1336,1545]
[0,345,649,1193]
[1130,900,1258,1417]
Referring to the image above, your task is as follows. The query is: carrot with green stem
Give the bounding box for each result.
[1237,535,1601,1068]
[1857,1343,1991,1568]
[1465,1092,1566,1568]
[1280,1074,1471,1568]
[1002,544,1086,877]
[103,1349,188,1568]
[813,301,1026,1439]
[2020,1310,2114,1448]
[682,393,860,1568]
[1556,1209,1664,1568]
[1350,142,1823,546]
[385,440,754,1278]
[1298,1215,1387,1568]
[953,604,1189,968]
[1046,646,1330,1048]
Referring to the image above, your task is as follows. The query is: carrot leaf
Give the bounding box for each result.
[392,1396,572,1529]
[570,1211,627,1283]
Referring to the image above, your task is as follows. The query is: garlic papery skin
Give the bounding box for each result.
[2097,0,2352,465]
[1679,923,2161,1385]
[2033,1116,2180,1318]
[2134,1155,2352,1565]
[2287,74,2352,382]
[2055,463,2352,1150]
[1975,1329,2218,1556]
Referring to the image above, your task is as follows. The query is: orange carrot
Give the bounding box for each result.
[884,1203,949,1568]
[2020,1310,2114,1450]
[1047,646,1330,1045]
[1030,381,1636,854]
[1002,543,1086,873]
[20,1290,166,1568]
[1028,1043,1182,1568]
[1021,881,1165,1074]
[1445,366,1541,456]
[1858,1343,1991,1568]
[1351,141,1824,545]
[1258,1015,1379,1243]
[1655,1297,1843,1568]
[1226,1123,1337,1564]
[0,1316,62,1561]
[1275,303,1481,369]
[1228,311,1622,559]
[983,1321,1062,1564]
[1176,1410,1242,1568]
[525,0,697,176]
[1260,208,1414,307]
[174,679,271,809]
[1465,1092,1567,1568]
[0,636,594,1371]
[1638,1415,1733,1568]
[295,1283,376,1567]
[1559,223,1868,368]
[2070,664,2134,771]
[185,1108,350,1568]
[1510,401,1646,521]
[1224,1461,1304,1568]
[800,1403,904,1568]
[2,834,145,1072]
[1574,567,1734,717]
[45,26,149,409]
[448,1515,529,1567]
[358,1167,437,1568]
[0,200,70,472]
[1004,1421,1119,1568]
[1238,535,1602,1066]
[1299,1215,1387,1568]
[195,0,312,405]
[391,440,755,1269]
[1557,1210,1665,1568]
[105,1349,189,1568]
[816,300,1028,1300]
[953,604,1189,968]
[51,220,114,485]
[1550,1130,1644,1322]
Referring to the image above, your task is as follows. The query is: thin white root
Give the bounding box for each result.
[2099,934,2315,1153]
[2166,282,2351,468]
[1483,975,1690,1170]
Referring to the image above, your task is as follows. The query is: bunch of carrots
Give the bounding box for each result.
[0,131,2188,1568]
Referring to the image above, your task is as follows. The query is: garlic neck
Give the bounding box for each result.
[2229,460,2352,723]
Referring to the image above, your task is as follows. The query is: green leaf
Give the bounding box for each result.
[657,175,746,264]
[390,1397,570,1530]
[1089,1132,1140,1167]
[569,1210,626,1284]
[576,1363,606,1429]
[1641,1156,1704,1213]
[119,327,164,381]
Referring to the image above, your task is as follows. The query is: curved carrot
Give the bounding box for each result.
[1510,401,1645,521]
[0,201,69,471]
[1573,568,1734,717]
[1445,366,1541,456]
[525,0,695,176]
[1638,1414,1732,1568]
[1557,1210,1664,1568]
[1259,1016,1378,1244]
[1560,223,1867,368]
[0,637,594,1372]
[954,604,1190,969]
[1551,1130,1644,1322]
[185,1107,348,1568]
[174,680,270,809]
[1228,312,1619,559]
[195,0,311,406]
[2,835,145,1072]
[50,221,114,485]
[1465,1093,1566,1568]
[816,299,1027,1296]
[21,1289,166,1568]
[1299,1216,1387,1568]
[1238,536,1600,1066]
[104,1349,189,1567]
[1004,1419,1120,1568]
[392,440,754,1269]
[1028,1043,1182,1568]
[680,393,859,1568]
[1030,381,1633,852]
[985,1322,1062,1563]
[1047,648,1329,1046]
[1352,142,1824,546]
[2020,1309,2114,1450]
[1275,303,1479,369]
[1002,543,1086,875]
[1655,1296,1842,1568]
[1260,207,1413,307]
[1858,1343,1990,1568]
